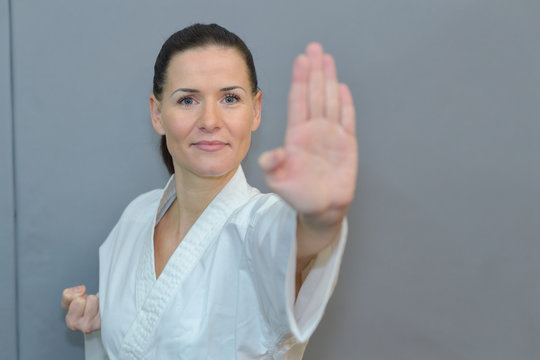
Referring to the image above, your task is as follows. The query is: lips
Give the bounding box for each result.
[191,140,229,152]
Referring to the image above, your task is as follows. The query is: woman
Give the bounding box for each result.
[62,23,357,359]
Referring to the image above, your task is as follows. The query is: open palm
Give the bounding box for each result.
[259,43,357,226]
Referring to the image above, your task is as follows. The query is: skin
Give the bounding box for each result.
[62,42,357,333]
[62,285,100,334]
[150,46,262,277]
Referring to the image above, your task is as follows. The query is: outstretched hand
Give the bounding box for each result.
[259,43,357,227]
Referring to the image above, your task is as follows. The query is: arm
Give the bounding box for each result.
[259,43,357,294]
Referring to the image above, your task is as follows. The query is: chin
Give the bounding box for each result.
[180,162,239,179]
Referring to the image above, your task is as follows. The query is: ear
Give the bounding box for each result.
[150,94,165,135]
[251,90,262,132]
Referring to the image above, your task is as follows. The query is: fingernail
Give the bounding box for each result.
[74,286,84,293]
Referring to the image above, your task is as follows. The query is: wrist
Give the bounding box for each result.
[298,206,347,229]
[296,212,345,260]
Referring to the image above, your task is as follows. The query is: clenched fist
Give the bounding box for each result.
[61,285,101,334]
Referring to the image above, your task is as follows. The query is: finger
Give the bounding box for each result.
[65,295,87,331]
[323,54,340,123]
[307,42,325,119]
[68,296,87,318]
[61,285,86,310]
[258,147,286,173]
[339,84,356,135]
[82,295,101,333]
[288,55,309,127]
[84,295,100,318]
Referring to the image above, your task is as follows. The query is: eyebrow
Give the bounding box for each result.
[173,88,199,94]
[220,86,245,92]
[171,86,246,97]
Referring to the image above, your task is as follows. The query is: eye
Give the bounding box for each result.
[223,94,240,104]
[178,96,197,107]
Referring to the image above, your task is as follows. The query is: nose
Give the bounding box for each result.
[197,101,222,132]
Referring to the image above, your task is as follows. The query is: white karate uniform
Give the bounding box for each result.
[86,167,347,359]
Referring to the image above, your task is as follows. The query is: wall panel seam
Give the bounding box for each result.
[7,0,19,359]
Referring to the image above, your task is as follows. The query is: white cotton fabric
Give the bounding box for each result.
[88,167,347,360]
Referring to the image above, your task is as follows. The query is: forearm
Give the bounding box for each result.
[294,211,345,297]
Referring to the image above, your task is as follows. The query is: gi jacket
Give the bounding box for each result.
[85,167,347,359]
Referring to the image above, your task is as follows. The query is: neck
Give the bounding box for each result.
[173,166,239,223]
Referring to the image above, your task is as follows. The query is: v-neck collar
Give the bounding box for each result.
[121,166,256,359]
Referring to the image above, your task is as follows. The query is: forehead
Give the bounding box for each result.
[165,46,250,89]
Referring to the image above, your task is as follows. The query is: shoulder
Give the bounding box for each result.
[230,192,295,228]
[117,188,163,223]
[100,188,162,251]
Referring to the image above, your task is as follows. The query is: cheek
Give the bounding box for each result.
[232,110,256,135]
[163,112,195,139]
[234,121,254,154]
[231,122,253,146]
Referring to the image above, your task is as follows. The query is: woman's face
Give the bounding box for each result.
[150,46,262,179]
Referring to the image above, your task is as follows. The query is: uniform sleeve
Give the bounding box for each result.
[244,196,348,343]
[84,331,108,360]
[289,218,347,342]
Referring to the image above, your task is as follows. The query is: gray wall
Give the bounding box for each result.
[1,0,17,359]
[2,0,539,359]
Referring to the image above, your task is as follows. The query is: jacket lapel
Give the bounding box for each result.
[118,167,255,359]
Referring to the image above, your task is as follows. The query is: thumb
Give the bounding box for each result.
[61,285,87,310]
[72,285,87,296]
[258,147,286,173]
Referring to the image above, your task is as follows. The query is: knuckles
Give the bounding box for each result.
[64,294,101,333]
[80,322,94,334]
[65,315,78,332]
[65,313,96,333]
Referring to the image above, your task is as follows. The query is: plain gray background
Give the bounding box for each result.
[1,0,539,359]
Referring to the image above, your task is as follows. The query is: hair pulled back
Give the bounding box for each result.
[153,23,259,174]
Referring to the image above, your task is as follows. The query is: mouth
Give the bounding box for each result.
[191,140,229,152]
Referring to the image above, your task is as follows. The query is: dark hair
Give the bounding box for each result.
[153,23,259,174]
